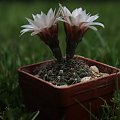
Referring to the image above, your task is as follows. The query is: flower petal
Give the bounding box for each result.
[72,8,82,17]
[88,26,98,31]
[21,25,34,29]
[41,13,49,27]
[59,4,71,16]
[21,8,59,36]
[56,17,67,23]
[70,16,79,26]
[47,8,54,18]
[32,14,36,20]
[87,22,104,28]
[26,18,34,25]
[20,28,33,35]
[87,14,99,22]
[31,30,40,36]
[63,7,71,16]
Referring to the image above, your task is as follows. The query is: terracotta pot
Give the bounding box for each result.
[18,56,120,120]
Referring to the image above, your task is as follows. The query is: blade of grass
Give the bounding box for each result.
[31,111,40,120]
[74,98,98,120]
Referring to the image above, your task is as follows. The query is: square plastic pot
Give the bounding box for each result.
[18,56,120,120]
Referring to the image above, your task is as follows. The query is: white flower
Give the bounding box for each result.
[20,8,63,61]
[59,4,104,60]
[59,4,104,31]
[20,8,60,36]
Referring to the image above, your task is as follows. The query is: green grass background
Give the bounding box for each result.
[0,1,120,119]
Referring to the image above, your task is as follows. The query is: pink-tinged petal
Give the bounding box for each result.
[48,17,56,28]
[75,14,82,24]
[70,16,79,26]
[64,16,71,25]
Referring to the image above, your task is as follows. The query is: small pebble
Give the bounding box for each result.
[74,78,78,81]
[90,66,99,74]
[59,70,63,75]
[73,72,76,76]
[70,68,74,70]
[100,72,109,77]
[81,77,91,82]
[57,76,61,80]
[92,71,100,77]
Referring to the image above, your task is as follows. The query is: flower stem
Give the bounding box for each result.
[66,38,78,60]
[38,33,63,62]
[49,44,63,62]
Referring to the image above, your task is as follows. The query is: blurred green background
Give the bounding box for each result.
[0,0,120,119]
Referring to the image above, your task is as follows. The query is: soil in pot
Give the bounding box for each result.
[33,57,109,86]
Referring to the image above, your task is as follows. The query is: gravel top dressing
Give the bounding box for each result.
[33,57,109,86]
